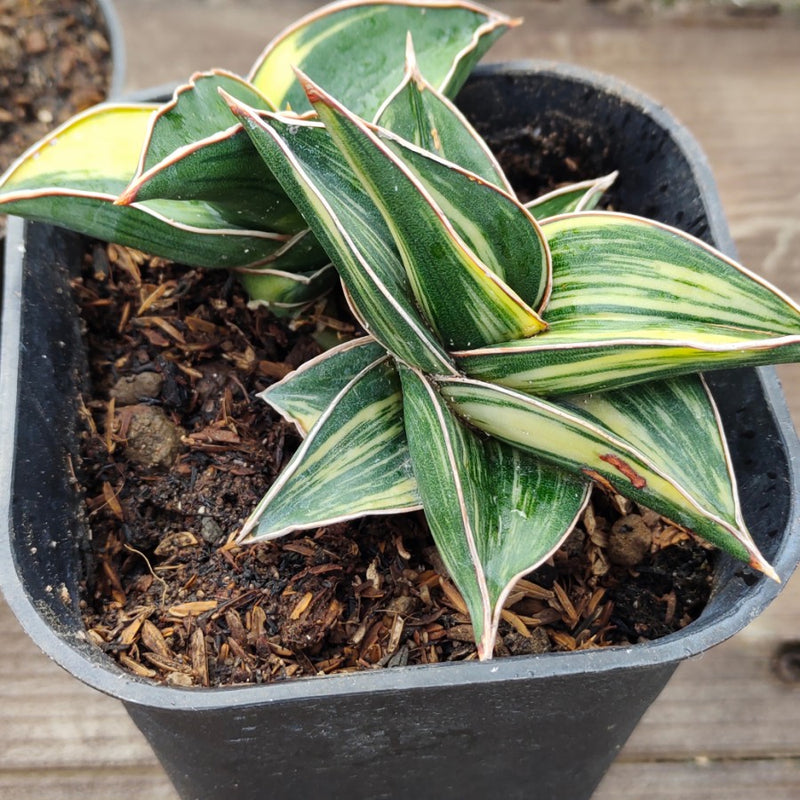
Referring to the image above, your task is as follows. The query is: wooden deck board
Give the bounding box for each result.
[2,1,799,797]
[597,759,800,800]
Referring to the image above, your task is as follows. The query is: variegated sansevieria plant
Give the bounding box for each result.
[0,0,516,311]
[215,51,800,660]
[2,2,800,662]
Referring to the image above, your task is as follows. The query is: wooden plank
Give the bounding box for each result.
[0,768,178,800]
[0,601,160,771]
[622,577,800,761]
[596,758,800,800]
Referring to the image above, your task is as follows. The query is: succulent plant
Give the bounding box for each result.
[3,0,800,660]
[218,54,800,657]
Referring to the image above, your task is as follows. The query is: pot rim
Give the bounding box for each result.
[2,60,799,712]
[98,0,126,100]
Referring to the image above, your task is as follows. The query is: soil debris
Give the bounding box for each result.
[76,244,714,687]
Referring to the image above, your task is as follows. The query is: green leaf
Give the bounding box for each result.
[260,336,389,434]
[456,212,800,394]
[139,70,274,170]
[249,0,517,118]
[0,104,301,269]
[375,35,511,190]
[237,263,337,310]
[237,354,420,541]
[124,125,306,233]
[455,317,800,396]
[400,366,589,658]
[525,172,617,220]
[379,129,551,311]
[440,373,777,578]
[226,95,457,374]
[118,72,310,234]
[302,73,546,349]
[542,212,800,335]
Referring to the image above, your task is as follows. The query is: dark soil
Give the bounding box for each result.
[76,246,714,687]
[0,0,113,165]
[0,0,114,234]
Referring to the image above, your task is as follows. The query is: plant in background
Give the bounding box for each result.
[3,0,800,659]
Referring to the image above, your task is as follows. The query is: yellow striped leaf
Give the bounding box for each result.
[227,95,457,374]
[236,263,337,312]
[455,212,800,394]
[238,355,420,541]
[524,172,617,220]
[302,73,546,349]
[379,130,550,311]
[260,337,388,434]
[249,0,516,118]
[117,72,309,235]
[0,105,299,270]
[543,212,800,335]
[455,317,800,395]
[375,35,512,189]
[400,366,589,658]
[440,373,776,578]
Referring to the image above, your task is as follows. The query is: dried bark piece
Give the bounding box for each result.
[140,619,172,657]
[190,628,209,687]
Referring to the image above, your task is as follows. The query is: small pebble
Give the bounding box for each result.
[111,372,164,405]
[607,514,652,567]
[125,405,184,468]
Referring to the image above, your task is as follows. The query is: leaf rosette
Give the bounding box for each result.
[228,60,800,658]
[1,0,799,659]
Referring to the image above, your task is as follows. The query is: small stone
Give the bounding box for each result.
[607,514,653,567]
[111,372,164,405]
[166,672,194,687]
[199,517,225,545]
[125,405,184,468]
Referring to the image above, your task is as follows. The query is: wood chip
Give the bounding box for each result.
[553,581,580,628]
[226,609,247,644]
[385,613,405,656]
[101,480,123,519]
[118,611,148,646]
[501,609,531,638]
[140,619,172,657]
[119,652,157,678]
[137,282,170,315]
[190,627,209,686]
[166,600,218,618]
[290,592,314,621]
[514,578,554,600]
[438,577,468,615]
[134,315,186,344]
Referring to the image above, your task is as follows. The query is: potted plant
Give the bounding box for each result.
[1,3,799,799]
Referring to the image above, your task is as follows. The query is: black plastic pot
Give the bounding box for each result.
[2,62,799,800]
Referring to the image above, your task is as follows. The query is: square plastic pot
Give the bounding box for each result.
[2,62,799,800]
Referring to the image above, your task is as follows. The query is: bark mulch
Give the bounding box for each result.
[75,244,714,687]
[0,0,114,234]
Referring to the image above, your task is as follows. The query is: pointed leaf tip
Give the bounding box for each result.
[294,67,324,106]
[751,556,781,583]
